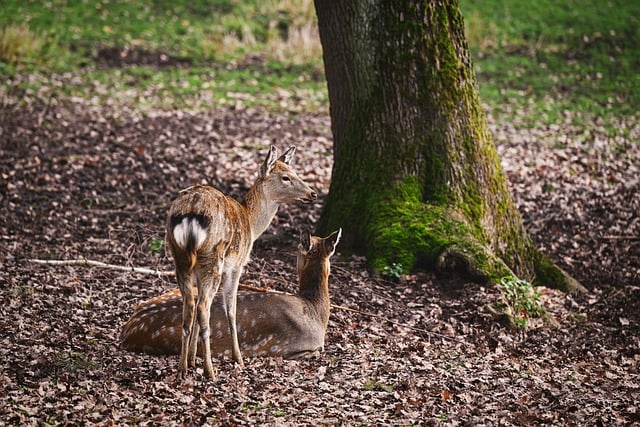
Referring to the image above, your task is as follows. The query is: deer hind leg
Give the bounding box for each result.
[177,268,197,380]
[187,315,200,368]
[197,252,224,379]
[187,275,201,368]
[222,267,245,368]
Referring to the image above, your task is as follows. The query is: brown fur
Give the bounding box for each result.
[165,146,316,379]
[120,230,341,360]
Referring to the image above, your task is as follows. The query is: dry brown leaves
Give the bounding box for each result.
[1,91,638,425]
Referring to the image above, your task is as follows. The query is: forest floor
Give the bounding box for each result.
[1,86,639,425]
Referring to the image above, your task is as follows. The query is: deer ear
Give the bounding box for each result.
[278,146,296,165]
[324,228,342,255]
[260,145,278,177]
[300,229,312,253]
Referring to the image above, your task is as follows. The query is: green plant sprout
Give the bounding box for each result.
[498,275,544,328]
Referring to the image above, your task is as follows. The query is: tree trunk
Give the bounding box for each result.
[314,0,582,291]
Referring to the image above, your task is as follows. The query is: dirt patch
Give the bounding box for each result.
[0,95,638,424]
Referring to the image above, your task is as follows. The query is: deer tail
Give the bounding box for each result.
[170,214,210,271]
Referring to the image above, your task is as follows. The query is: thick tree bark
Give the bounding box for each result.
[314,0,582,290]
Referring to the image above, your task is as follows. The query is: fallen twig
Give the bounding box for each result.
[28,258,267,292]
[30,258,174,276]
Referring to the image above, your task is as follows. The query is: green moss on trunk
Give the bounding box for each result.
[365,176,460,272]
[534,253,587,292]
[356,176,514,283]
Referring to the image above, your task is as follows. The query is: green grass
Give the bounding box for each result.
[20,61,326,111]
[0,0,319,66]
[0,0,325,111]
[0,0,638,120]
[462,0,640,123]
[0,24,48,66]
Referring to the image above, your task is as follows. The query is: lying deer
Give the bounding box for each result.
[166,146,316,379]
[120,229,341,360]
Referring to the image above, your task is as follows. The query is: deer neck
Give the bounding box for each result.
[298,260,331,324]
[243,183,279,242]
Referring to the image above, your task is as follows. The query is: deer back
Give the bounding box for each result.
[166,185,253,270]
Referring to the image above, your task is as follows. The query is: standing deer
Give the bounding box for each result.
[120,229,341,360]
[166,145,316,379]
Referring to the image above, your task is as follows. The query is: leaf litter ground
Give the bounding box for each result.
[0,90,638,425]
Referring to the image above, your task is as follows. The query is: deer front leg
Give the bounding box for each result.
[222,267,244,368]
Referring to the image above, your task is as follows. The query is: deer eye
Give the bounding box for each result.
[282,176,291,182]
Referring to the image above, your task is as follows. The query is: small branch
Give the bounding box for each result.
[29,258,277,292]
[30,258,174,276]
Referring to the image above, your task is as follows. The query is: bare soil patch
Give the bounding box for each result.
[0,93,638,425]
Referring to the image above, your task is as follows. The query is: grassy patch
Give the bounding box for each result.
[0,0,321,68]
[9,60,326,112]
[462,0,640,123]
[0,24,46,66]
[0,0,325,111]
[0,0,637,120]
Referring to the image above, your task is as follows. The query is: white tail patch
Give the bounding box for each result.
[172,217,207,250]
